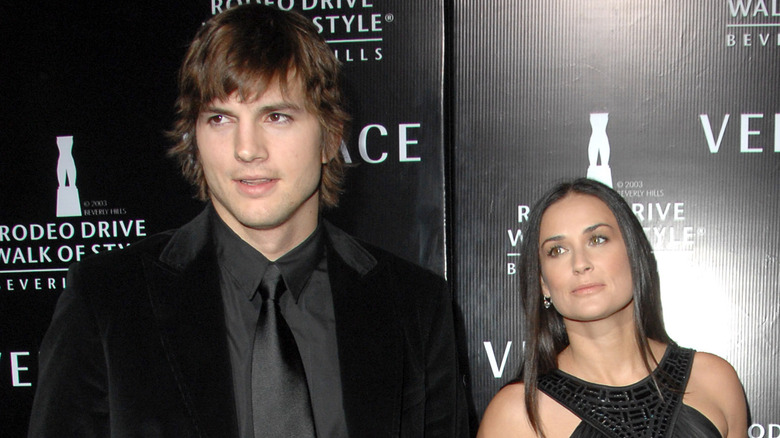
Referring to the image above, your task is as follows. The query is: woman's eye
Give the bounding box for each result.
[590,235,607,245]
[547,246,566,257]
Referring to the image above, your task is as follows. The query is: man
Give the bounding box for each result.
[29,4,468,437]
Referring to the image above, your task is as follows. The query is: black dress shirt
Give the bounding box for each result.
[211,211,347,438]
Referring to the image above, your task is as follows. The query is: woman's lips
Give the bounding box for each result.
[571,283,604,294]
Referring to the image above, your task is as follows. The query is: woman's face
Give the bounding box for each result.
[538,193,634,324]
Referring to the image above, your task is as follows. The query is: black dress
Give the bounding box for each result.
[536,344,721,438]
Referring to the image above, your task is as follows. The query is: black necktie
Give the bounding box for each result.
[251,263,316,437]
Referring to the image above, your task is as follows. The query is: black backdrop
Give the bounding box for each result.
[2,1,778,436]
[453,1,779,433]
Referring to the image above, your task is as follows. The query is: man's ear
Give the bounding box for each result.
[322,132,342,164]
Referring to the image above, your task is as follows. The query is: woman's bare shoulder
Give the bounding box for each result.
[477,382,535,438]
[689,351,744,399]
[687,351,748,438]
[691,352,738,377]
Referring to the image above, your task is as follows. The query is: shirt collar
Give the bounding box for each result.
[275,223,324,301]
[210,207,324,302]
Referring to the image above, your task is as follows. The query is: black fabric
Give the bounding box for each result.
[538,345,721,438]
[568,405,722,438]
[28,208,470,437]
[251,264,316,437]
[278,256,346,437]
[212,212,267,438]
[212,210,346,437]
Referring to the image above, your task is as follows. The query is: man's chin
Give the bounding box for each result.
[237,215,286,232]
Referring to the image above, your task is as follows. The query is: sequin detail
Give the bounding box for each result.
[538,345,693,438]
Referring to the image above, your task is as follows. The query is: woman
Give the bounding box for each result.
[478,178,747,438]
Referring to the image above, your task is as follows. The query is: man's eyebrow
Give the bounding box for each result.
[201,102,304,115]
[258,100,305,112]
[201,105,235,116]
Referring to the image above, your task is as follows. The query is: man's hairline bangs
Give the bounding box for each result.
[195,64,321,114]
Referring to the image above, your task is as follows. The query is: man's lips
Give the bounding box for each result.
[233,176,279,195]
[238,177,277,185]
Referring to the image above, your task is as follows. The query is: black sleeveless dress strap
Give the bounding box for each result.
[537,344,721,438]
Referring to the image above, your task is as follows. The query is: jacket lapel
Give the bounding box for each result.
[326,223,404,437]
[140,215,404,437]
[143,209,238,437]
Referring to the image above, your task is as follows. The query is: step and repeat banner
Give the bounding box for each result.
[454,0,779,435]
[2,1,779,436]
[0,2,445,435]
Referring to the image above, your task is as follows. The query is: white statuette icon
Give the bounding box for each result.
[56,136,82,217]
[586,113,613,188]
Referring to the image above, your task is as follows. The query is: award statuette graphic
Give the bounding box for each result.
[56,135,82,217]
[586,113,613,188]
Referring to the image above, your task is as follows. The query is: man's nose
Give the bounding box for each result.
[234,122,267,162]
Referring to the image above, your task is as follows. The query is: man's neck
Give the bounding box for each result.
[212,202,320,261]
[250,222,318,261]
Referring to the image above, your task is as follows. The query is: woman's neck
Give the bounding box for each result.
[558,319,666,387]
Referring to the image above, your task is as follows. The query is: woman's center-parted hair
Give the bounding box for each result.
[168,4,350,208]
[517,178,670,437]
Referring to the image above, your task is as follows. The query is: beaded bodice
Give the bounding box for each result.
[537,345,696,438]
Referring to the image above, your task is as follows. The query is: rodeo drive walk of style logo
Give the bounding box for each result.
[0,136,147,293]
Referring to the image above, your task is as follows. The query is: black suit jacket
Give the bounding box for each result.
[29,209,468,437]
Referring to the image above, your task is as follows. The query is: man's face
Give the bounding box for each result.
[195,78,325,253]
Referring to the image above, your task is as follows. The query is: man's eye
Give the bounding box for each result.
[268,113,291,123]
[208,115,228,125]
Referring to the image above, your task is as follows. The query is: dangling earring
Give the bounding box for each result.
[543,295,552,309]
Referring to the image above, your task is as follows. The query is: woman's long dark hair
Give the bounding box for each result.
[517,178,671,436]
